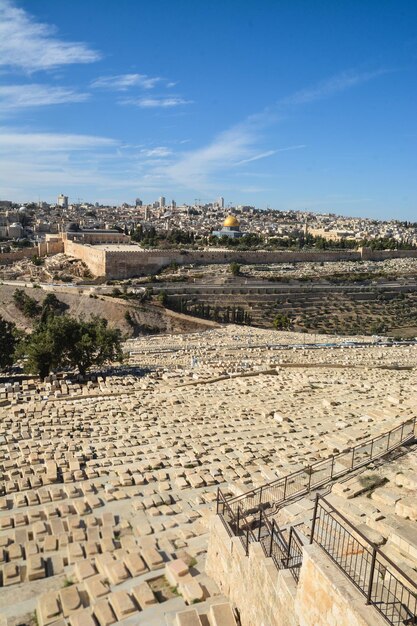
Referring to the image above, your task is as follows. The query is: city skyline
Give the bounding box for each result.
[1,0,417,219]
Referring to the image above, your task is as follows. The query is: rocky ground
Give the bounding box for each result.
[0,254,93,284]
[155,257,417,283]
[0,326,416,626]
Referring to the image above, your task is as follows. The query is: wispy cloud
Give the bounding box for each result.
[91,73,161,91]
[0,0,100,71]
[280,69,388,106]
[125,97,193,108]
[236,145,306,165]
[160,123,256,189]
[0,84,88,111]
[236,150,276,165]
[154,68,387,190]
[0,130,117,150]
[140,146,172,158]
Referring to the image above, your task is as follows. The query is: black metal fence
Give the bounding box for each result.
[221,417,416,520]
[311,496,417,625]
[216,418,417,625]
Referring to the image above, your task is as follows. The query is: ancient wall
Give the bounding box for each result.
[360,247,417,261]
[103,248,363,278]
[206,516,386,626]
[37,240,64,256]
[5,240,415,277]
[0,246,39,265]
[63,240,106,277]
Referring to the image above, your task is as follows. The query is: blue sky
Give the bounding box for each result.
[0,0,417,219]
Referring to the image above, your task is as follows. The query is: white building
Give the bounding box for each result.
[57,194,68,208]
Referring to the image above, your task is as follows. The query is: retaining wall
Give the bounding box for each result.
[63,241,106,277]
[206,515,386,626]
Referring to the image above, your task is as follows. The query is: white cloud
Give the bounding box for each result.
[236,144,306,165]
[127,97,193,108]
[0,84,88,110]
[0,130,117,150]
[0,0,100,71]
[91,73,161,91]
[140,146,172,158]
[280,69,388,106]
[236,150,276,165]
[161,123,256,189]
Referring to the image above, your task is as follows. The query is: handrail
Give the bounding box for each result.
[220,417,416,518]
[311,495,417,625]
[215,417,417,626]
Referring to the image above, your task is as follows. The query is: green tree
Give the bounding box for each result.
[229,262,241,276]
[273,313,291,330]
[157,291,168,306]
[22,315,124,378]
[0,316,17,370]
[13,288,41,318]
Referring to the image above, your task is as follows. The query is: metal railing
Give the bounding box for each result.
[218,495,305,583]
[311,495,417,625]
[216,417,417,624]
[219,417,416,520]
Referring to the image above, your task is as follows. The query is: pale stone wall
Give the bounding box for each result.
[296,545,386,626]
[103,248,362,279]
[360,247,417,261]
[206,516,298,626]
[71,246,417,279]
[63,240,106,277]
[0,246,39,264]
[206,516,386,626]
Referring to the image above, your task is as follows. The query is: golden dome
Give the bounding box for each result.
[223,214,240,228]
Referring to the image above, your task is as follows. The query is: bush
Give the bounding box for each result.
[229,262,241,276]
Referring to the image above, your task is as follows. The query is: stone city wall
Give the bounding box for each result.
[0,240,64,265]
[63,240,107,277]
[0,246,39,265]
[103,248,362,279]
[361,247,417,261]
[206,515,386,626]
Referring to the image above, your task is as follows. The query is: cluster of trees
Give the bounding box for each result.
[0,291,123,378]
[130,225,417,252]
[13,290,68,322]
[131,226,196,247]
[165,296,252,325]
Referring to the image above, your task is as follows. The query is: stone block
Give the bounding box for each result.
[108,591,137,621]
[178,579,204,605]
[93,599,116,626]
[59,585,83,617]
[84,575,110,602]
[209,602,238,626]
[74,559,97,581]
[165,558,189,587]
[2,562,21,585]
[175,609,203,626]
[131,581,157,608]
[27,555,45,581]
[141,546,164,570]
[123,552,147,577]
[104,560,130,585]
[37,591,61,626]
[69,609,96,626]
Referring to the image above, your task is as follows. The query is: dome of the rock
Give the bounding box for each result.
[223,215,240,228]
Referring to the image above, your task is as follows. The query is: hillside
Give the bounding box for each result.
[0,284,216,336]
